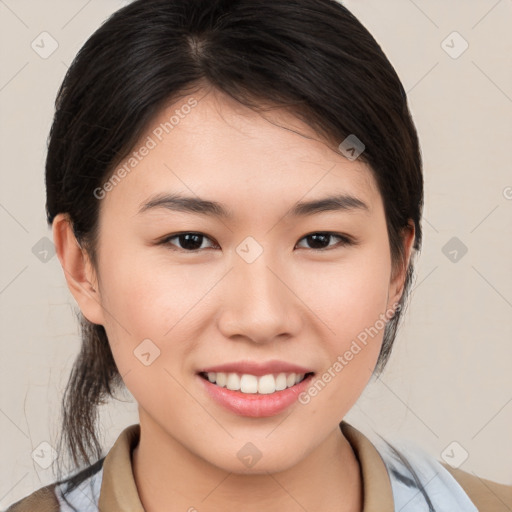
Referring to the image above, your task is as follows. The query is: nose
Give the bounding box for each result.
[217,250,303,345]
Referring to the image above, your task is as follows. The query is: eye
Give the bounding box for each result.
[159,231,355,253]
[160,232,218,252]
[295,232,355,251]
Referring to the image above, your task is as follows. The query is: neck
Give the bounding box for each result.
[132,413,363,512]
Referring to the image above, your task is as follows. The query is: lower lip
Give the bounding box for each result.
[197,373,315,418]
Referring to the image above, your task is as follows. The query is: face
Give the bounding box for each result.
[65,88,412,474]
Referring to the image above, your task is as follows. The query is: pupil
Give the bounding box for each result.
[180,233,202,250]
[308,234,329,249]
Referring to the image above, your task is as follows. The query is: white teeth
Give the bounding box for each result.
[241,374,258,393]
[226,373,241,391]
[215,372,227,387]
[275,373,287,391]
[204,372,308,394]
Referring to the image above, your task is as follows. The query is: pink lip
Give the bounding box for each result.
[197,359,314,377]
[197,373,315,417]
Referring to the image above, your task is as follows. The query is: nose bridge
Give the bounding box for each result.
[218,245,301,342]
[240,251,281,305]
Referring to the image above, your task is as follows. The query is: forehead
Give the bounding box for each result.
[103,88,381,218]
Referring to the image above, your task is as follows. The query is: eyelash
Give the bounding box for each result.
[158,231,357,253]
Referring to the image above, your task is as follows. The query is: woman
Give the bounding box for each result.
[6,0,511,510]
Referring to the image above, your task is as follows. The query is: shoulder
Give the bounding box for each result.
[371,434,511,511]
[4,483,60,512]
[373,434,512,512]
[440,462,512,512]
[4,457,105,512]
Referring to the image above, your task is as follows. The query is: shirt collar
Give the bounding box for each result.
[98,421,394,512]
[340,421,394,511]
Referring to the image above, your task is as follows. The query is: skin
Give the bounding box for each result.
[53,87,415,512]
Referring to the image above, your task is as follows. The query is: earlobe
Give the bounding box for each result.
[52,213,105,325]
[387,221,416,311]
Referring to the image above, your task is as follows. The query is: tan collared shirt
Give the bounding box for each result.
[6,421,512,511]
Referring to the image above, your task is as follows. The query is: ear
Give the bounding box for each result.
[52,213,105,325]
[387,220,416,311]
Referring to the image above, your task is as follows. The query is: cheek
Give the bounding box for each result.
[300,277,389,419]
[98,244,188,328]
[96,246,213,369]
[299,248,391,337]
[93,249,217,433]
[302,249,391,387]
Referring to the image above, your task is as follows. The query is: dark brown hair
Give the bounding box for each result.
[45,0,423,496]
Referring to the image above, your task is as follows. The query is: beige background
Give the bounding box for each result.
[0,0,511,507]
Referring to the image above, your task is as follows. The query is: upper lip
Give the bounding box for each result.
[198,360,314,377]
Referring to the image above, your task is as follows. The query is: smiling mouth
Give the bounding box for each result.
[198,371,315,395]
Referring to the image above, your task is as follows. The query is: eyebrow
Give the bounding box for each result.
[137,192,369,218]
